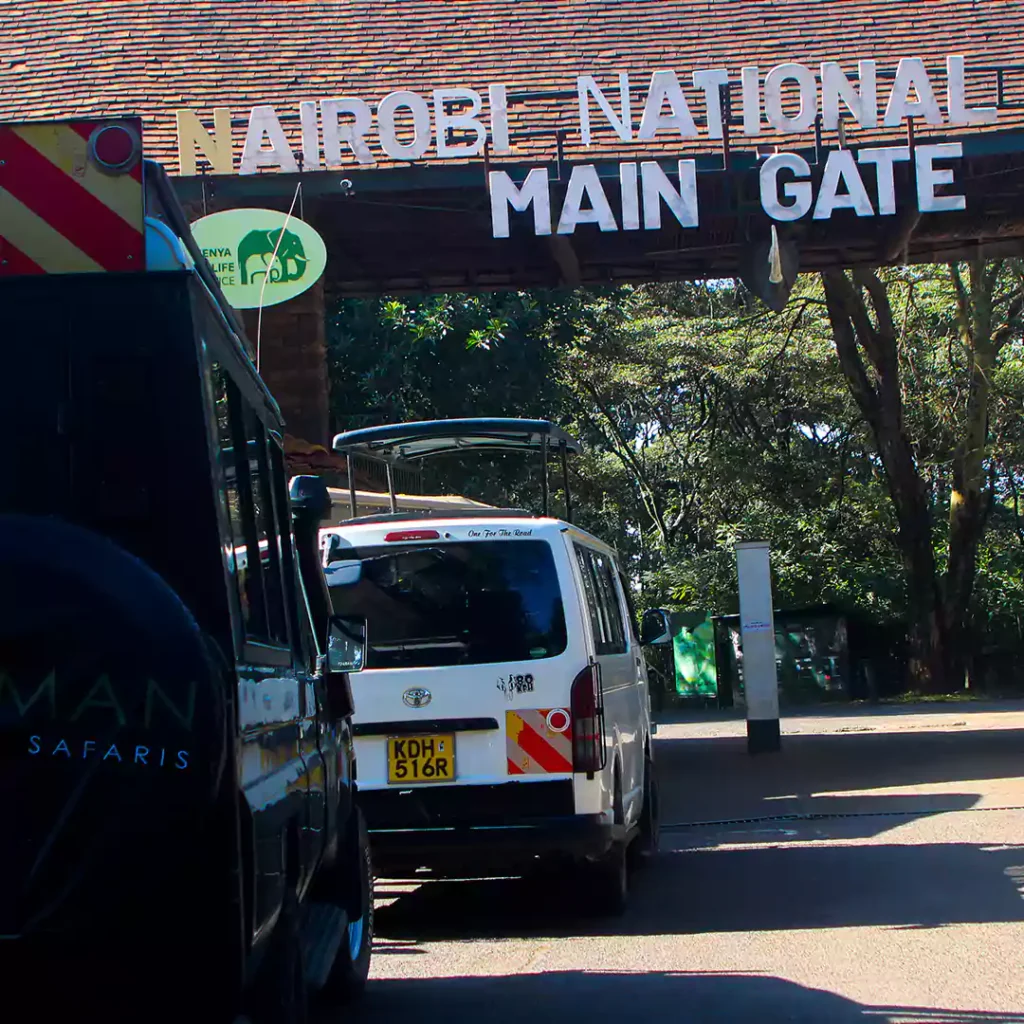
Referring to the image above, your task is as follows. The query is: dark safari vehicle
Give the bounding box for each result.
[0,118,371,1022]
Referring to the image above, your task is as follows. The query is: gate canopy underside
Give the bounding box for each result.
[174,131,1024,296]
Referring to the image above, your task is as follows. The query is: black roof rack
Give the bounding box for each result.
[327,507,538,528]
[331,417,580,460]
[330,418,580,523]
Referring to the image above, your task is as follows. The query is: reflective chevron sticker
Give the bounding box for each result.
[0,118,144,276]
[506,707,573,775]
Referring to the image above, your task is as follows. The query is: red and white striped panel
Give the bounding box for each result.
[506,707,573,775]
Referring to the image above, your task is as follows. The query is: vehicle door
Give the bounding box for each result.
[211,368,311,942]
[572,544,643,824]
[284,514,352,868]
[267,440,332,884]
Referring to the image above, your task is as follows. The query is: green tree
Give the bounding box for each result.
[821,261,1024,691]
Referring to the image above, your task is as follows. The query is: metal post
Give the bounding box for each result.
[560,440,573,523]
[720,84,732,172]
[736,541,780,754]
[386,462,398,514]
[346,453,357,520]
[540,435,549,516]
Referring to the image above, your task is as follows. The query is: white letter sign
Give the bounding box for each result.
[916,142,966,212]
[240,106,298,175]
[489,168,551,238]
[558,165,618,233]
[434,88,487,158]
[578,72,634,144]
[760,153,813,221]
[638,70,698,140]
[884,58,943,126]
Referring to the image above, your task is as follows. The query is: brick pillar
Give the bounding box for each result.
[242,280,331,447]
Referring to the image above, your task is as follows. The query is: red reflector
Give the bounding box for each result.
[384,529,441,542]
[89,124,141,174]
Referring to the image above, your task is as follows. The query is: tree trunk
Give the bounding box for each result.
[821,269,951,692]
[944,260,1021,688]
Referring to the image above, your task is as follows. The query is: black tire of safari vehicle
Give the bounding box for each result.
[321,807,374,1002]
[630,753,661,868]
[247,890,308,1024]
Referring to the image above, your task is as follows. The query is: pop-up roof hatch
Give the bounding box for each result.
[331,418,581,522]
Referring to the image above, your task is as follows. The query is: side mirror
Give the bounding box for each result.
[322,615,367,721]
[640,608,673,646]
[289,475,333,523]
[324,558,362,587]
[328,615,367,673]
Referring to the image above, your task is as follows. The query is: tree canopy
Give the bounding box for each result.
[327,263,1024,693]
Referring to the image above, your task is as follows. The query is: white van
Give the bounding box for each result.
[321,420,667,913]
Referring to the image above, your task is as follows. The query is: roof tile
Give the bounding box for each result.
[0,0,1021,174]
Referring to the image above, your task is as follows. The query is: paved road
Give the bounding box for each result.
[329,703,1024,1023]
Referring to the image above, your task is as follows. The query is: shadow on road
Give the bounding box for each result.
[655,726,1024,826]
[332,969,1024,1024]
[658,700,1024,726]
[666,790,982,842]
[374,838,1024,941]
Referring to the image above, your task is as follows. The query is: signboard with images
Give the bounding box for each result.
[190,208,327,308]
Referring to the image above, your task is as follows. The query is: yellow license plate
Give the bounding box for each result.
[387,734,455,784]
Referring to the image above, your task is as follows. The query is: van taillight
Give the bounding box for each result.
[570,664,605,774]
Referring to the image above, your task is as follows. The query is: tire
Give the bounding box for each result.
[322,807,374,1002]
[630,754,661,868]
[247,891,308,1024]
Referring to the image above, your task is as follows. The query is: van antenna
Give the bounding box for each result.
[256,180,303,374]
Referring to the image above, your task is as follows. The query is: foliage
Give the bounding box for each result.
[326,267,1024,690]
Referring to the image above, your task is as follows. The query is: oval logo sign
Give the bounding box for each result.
[402,688,431,709]
[190,208,327,309]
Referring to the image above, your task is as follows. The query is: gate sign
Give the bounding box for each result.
[177,55,998,239]
[190,208,327,308]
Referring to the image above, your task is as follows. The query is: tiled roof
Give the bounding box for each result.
[1,0,1023,173]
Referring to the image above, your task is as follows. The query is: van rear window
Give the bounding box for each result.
[327,540,567,669]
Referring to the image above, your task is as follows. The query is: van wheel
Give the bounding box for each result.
[247,890,308,1024]
[630,754,661,868]
[322,808,374,1002]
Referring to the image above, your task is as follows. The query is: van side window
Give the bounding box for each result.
[268,437,307,661]
[211,364,251,624]
[223,382,272,641]
[243,407,290,646]
[574,545,627,656]
[618,569,640,640]
[592,551,627,654]
[575,544,605,649]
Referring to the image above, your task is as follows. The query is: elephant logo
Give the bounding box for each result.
[237,227,308,286]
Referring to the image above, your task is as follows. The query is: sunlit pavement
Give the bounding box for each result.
[324,703,1024,1023]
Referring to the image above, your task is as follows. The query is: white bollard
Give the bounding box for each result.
[735,541,781,753]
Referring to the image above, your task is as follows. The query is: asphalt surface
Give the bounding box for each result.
[327,702,1024,1023]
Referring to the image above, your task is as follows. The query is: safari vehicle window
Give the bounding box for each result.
[215,366,294,647]
[575,545,627,656]
[211,364,250,621]
[328,539,567,669]
[248,412,289,645]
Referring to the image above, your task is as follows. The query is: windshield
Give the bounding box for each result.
[327,539,567,669]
